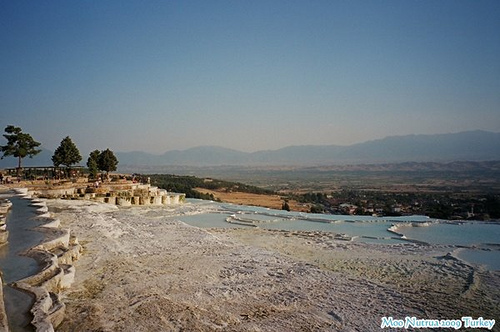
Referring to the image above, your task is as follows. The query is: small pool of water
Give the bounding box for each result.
[396,222,500,246]
[177,213,244,229]
[0,194,45,332]
[456,248,500,271]
[0,195,45,281]
[3,287,34,332]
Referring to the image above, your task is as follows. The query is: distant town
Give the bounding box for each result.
[293,189,500,221]
[146,173,500,221]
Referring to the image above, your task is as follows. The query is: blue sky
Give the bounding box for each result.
[1,0,499,154]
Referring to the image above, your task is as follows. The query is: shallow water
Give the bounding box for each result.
[3,287,34,332]
[0,194,44,332]
[456,248,500,271]
[182,201,423,243]
[179,201,500,269]
[259,218,393,236]
[0,195,45,281]
[396,221,500,246]
[177,213,244,229]
[396,222,500,270]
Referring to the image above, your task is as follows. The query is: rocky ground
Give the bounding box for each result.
[45,199,499,331]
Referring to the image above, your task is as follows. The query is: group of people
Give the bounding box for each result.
[0,173,18,184]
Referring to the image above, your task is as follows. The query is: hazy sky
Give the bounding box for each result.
[1,0,499,155]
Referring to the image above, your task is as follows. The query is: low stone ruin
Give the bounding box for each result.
[26,181,185,207]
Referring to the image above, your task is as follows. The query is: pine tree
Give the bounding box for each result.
[1,125,41,176]
[52,136,82,178]
[87,150,100,179]
[98,148,119,178]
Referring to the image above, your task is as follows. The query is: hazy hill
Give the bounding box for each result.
[116,130,500,166]
[0,147,53,168]
[339,130,500,163]
[1,130,499,169]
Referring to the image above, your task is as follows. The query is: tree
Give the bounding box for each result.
[310,205,324,214]
[52,137,82,177]
[87,150,100,179]
[98,148,118,178]
[0,125,42,176]
[484,195,500,219]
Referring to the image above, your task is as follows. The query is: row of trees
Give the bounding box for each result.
[52,136,118,179]
[86,148,118,179]
[0,125,118,179]
[148,174,275,199]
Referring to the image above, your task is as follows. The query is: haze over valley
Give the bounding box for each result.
[2,130,499,169]
[2,1,499,157]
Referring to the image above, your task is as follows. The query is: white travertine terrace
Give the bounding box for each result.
[7,190,82,332]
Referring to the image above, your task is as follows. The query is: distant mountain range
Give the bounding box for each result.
[1,130,499,169]
[116,130,500,167]
[0,147,53,168]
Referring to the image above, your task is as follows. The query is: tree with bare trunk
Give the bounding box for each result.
[0,125,41,177]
